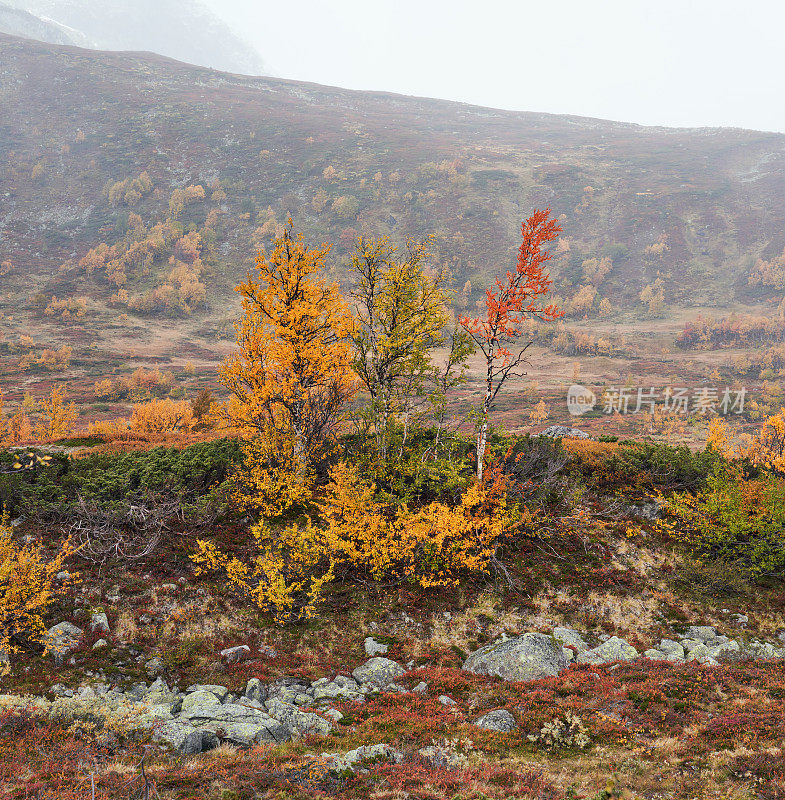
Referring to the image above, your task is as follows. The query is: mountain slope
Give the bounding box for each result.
[1,32,785,351]
[2,0,266,74]
[0,1,89,45]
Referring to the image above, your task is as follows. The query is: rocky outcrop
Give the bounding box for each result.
[473,709,517,732]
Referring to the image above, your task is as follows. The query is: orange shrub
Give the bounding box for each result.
[130,398,194,435]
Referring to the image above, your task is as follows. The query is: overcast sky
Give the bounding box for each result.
[201,0,785,134]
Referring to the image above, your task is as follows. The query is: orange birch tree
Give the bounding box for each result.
[459,209,563,480]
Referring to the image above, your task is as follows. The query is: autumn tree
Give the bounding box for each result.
[34,386,77,441]
[220,222,356,487]
[350,235,449,458]
[459,209,563,480]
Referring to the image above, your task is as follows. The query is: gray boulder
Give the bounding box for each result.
[185,684,229,702]
[45,622,83,664]
[220,645,251,663]
[265,698,333,738]
[245,678,267,703]
[180,690,221,715]
[473,709,517,732]
[90,612,110,635]
[682,626,718,643]
[352,657,406,689]
[462,633,568,682]
[541,426,590,439]
[578,637,638,665]
[364,637,389,656]
[181,729,219,755]
[312,676,362,702]
[552,627,589,653]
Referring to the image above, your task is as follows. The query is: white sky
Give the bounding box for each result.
[202,0,785,134]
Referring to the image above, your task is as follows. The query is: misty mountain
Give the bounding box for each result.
[0,1,90,45]
[1,0,267,75]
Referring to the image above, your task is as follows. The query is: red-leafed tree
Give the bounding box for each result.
[459,209,563,480]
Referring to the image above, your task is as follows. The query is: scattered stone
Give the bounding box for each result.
[90,612,110,635]
[412,681,428,694]
[682,626,718,643]
[245,678,267,703]
[352,657,406,689]
[473,709,517,732]
[181,690,221,715]
[185,684,229,702]
[92,639,108,650]
[321,743,401,774]
[312,675,362,702]
[181,729,219,755]
[45,622,83,664]
[145,657,165,677]
[220,645,251,663]
[552,627,589,653]
[364,637,389,657]
[731,614,749,627]
[578,637,638,665]
[56,571,70,582]
[265,698,333,738]
[541,425,590,439]
[438,695,456,706]
[258,644,277,659]
[462,633,568,683]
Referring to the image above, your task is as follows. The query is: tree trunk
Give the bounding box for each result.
[476,360,493,481]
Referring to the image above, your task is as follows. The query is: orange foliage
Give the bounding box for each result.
[129,398,194,435]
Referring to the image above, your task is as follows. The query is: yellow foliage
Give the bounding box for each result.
[0,509,77,657]
[193,463,511,622]
[219,221,357,485]
[129,398,194,435]
[34,386,77,441]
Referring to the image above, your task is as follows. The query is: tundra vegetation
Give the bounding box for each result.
[4,217,785,800]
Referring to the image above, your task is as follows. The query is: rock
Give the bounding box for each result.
[707,640,741,660]
[552,627,589,653]
[90,612,110,635]
[364,637,389,657]
[145,657,165,677]
[154,720,197,750]
[658,639,686,659]
[181,729,219,755]
[56,571,70,582]
[322,743,400,774]
[473,709,517,732]
[265,698,332,738]
[462,633,569,683]
[312,676,362,702]
[245,678,267,703]
[220,645,251,663]
[322,708,344,723]
[181,690,221,714]
[541,426,590,439]
[412,681,428,694]
[352,657,406,689]
[418,744,466,769]
[206,720,289,747]
[45,622,83,664]
[685,643,714,662]
[731,614,749,627]
[92,639,108,650]
[578,637,638,665]
[438,695,457,706]
[258,644,277,659]
[682,626,718,643]
[185,684,229,702]
[643,649,669,661]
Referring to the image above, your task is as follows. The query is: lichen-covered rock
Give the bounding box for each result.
[462,633,569,682]
[90,612,110,635]
[245,678,267,703]
[682,626,718,643]
[220,645,251,663]
[473,709,517,732]
[180,729,219,755]
[552,627,589,653]
[265,698,332,738]
[322,743,401,774]
[352,657,406,689]
[578,637,638,665]
[364,637,389,656]
[312,675,362,702]
[45,622,83,664]
[185,684,229,702]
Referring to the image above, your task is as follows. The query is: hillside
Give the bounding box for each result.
[2,33,785,437]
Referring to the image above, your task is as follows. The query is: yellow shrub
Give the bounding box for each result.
[129,398,194,434]
[193,463,511,622]
[0,510,77,657]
